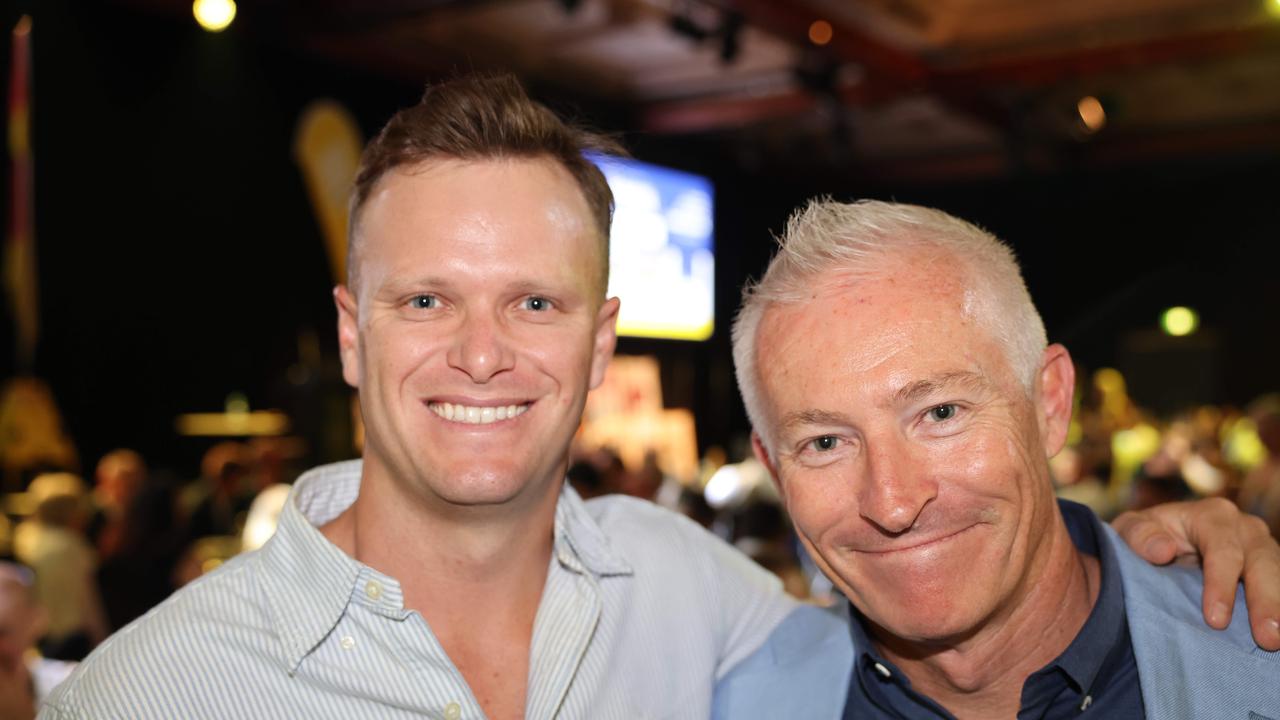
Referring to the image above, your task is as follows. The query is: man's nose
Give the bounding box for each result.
[857,439,937,535]
[446,312,515,383]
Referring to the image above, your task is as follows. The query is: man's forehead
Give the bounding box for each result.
[753,268,1004,414]
[353,157,605,288]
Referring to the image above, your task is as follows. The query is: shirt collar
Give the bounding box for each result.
[255,460,365,674]
[1036,499,1129,697]
[553,483,634,577]
[255,460,632,672]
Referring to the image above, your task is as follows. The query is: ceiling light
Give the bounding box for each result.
[1077,95,1106,133]
[1160,306,1199,336]
[193,0,236,32]
[808,20,833,46]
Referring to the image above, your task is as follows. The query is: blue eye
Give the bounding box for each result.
[927,404,957,421]
[523,296,552,312]
[810,436,839,452]
[409,295,437,309]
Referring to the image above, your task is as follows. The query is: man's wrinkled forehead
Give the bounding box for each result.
[754,261,993,402]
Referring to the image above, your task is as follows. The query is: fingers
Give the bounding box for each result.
[1238,514,1280,651]
[1113,497,1280,650]
[1112,509,1181,565]
[1193,503,1247,630]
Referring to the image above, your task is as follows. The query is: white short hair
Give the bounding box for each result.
[731,199,1048,450]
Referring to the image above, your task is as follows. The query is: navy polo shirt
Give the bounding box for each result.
[841,500,1146,719]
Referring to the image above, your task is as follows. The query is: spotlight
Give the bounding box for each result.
[193,0,236,32]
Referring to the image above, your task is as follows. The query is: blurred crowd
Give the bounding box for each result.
[0,373,1278,716]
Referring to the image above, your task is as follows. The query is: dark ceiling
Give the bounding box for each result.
[121,0,1280,182]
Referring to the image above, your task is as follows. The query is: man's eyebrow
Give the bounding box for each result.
[887,371,988,408]
[778,408,852,432]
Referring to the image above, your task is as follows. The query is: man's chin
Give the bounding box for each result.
[424,463,559,508]
[847,572,994,645]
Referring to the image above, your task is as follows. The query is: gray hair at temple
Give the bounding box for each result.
[731,198,1048,451]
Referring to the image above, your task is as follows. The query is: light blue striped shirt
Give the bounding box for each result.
[41,460,796,719]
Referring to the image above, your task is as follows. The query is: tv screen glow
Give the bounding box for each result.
[590,154,714,341]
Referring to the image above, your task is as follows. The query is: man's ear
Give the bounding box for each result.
[588,297,621,390]
[334,285,361,389]
[1037,343,1076,458]
[751,430,784,494]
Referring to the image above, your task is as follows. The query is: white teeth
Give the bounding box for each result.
[429,403,528,425]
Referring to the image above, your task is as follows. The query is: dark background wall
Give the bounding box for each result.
[3,1,1278,475]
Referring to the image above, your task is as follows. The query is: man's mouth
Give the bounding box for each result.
[427,402,530,425]
[857,524,980,555]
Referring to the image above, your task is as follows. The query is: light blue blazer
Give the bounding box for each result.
[713,523,1280,719]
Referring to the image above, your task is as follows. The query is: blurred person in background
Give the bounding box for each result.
[94,465,180,632]
[178,441,253,546]
[1240,394,1280,538]
[0,562,75,720]
[12,474,107,662]
[87,449,146,558]
[564,459,605,500]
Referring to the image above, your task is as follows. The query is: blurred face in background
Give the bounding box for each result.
[336,158,619,515]
[95,450,145,514]
[750,256,1073,644]
[0,576,43,672]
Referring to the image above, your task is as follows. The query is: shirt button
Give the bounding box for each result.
[443,702,461,720]
[873,662,892,678]
[339,635,355,650]
[365,580,383,600]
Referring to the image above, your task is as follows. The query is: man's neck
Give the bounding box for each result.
[319,458,559,611]
[872,513,1102,719]
[319,459,562,720]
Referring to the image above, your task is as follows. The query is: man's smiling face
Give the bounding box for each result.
[751,256,1068,643]
[337,157,618,513]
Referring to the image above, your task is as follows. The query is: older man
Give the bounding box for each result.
[44,78,1279,720]
[720,200,1280,718]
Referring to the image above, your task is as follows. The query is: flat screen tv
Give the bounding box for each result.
[590,154,714,341]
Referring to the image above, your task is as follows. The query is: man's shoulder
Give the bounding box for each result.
[711,604,852,720]
[582,493,743,568]
[1102,523,1258,649]
[1101,523,1280,719]
[584,492,702,533]
[43,551,280,716]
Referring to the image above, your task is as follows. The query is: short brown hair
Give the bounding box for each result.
[348,73,626,292]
